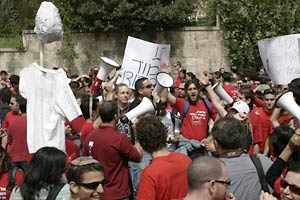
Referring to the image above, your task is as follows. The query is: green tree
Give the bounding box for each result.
[205,0,300,75]
[25,0,198,32]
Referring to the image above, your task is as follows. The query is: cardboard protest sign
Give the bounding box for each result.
[117,36,170,88]
[258,34,300,84]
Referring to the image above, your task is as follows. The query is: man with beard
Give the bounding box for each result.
[166,79,211,158]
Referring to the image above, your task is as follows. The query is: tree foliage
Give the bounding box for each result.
[24,0,198,32]
[204,0,300,75]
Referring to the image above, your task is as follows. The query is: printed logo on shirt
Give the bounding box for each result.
[0,186,6,199]
[190,111,207,125]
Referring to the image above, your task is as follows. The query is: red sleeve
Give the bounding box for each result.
[70,116,86,133]
[253,97,264,107]
[119,135,141,162]
[173,98,185,115]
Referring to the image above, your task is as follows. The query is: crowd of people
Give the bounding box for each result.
[0,60,299,200]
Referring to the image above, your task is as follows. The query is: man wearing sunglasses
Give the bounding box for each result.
[261,160,300,200]
[182,156,235,200]
[67,157,105,200]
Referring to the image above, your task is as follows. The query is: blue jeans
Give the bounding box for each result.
[128,151,152,199]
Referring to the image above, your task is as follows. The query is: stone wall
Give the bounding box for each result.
[0,24,229,77]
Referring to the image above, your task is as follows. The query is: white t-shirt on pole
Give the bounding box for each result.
[19,62,82,153]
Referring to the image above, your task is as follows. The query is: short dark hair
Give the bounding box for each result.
[9,74,19,87]
[134,77,148,97]
[67,157,104,185]
[0,87,12,104]
[12,93,26,113]
[212,117,244,150]
[80,95,99,120]
[18,96,27,114]
[98,100,118,123]
[221,72,231,82]
[188,156,224,190]
[271,125,294,157]
[136,115,167,153]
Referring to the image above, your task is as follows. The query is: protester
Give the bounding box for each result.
[266,127,300,197]
[82,100,142,200]
[10,146,70,199]
[0,146,23,200]
[165,78,212,159]
[67,156,105,200]
[181,156,235,200]
[136,115,191,200]
[1,93,22,151]
[211,117,272,200]
[7,95,30,171]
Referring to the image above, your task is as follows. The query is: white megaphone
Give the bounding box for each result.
[212,81,234,104]
[97,57,120,80]
[275,91,300,120]
[120,97,155,123]
[152,72,174,95]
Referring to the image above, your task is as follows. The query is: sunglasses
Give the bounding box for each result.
[178,88,185,91]
[207,178,231,186]
[77,179,106,190]
[280,178,300,195]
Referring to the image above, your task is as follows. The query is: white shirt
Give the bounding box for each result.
[19,62,82,153]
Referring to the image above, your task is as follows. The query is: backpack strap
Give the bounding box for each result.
[202,98,212,118]
[7,166,18,191]
[249,154,270,193]
[46,183,65,200]
[182,100,190,120]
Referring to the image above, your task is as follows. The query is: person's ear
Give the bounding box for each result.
[246,98,251,105]
[208,180,216,194]
[213,139,219,150]
[69,181,79,194]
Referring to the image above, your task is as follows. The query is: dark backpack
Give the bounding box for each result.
[182,98,212,120]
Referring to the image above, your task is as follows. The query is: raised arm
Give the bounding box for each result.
[198,72,227,117]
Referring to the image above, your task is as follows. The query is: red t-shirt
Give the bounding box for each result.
[0,170,23,199]
[248,113,263,154]
[7,115,31,162]
[136,152,191,200]
[1,111,21,129]
[174,98,210,141]
[223,84,238,101]
[83,126,141,200]
[80,121,93,143]
[249,107,273,153]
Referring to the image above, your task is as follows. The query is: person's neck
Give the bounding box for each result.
[184,191,212,200]
[264,106,274,114]
[118,102,129,111]
[101,121,116,128]
[151,148,170,159]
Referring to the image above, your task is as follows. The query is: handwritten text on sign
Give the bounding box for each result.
[118,36,170,88]
[258,34,300,84]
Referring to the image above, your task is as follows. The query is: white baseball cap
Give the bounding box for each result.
[230,101,250,114]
